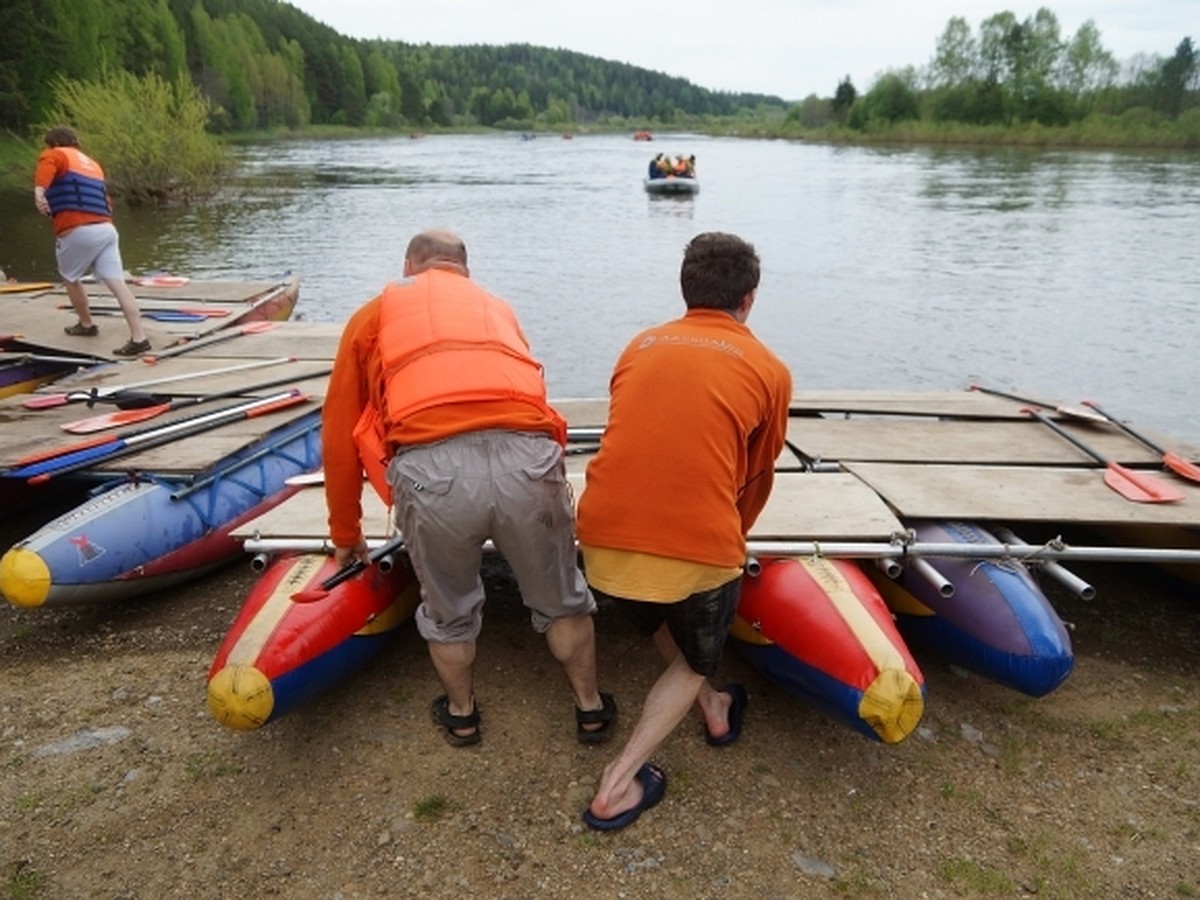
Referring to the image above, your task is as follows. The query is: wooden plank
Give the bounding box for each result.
[843,461,1200,527]
[552,398,608,427]
[1,296,178,356]
[60,280,285,304]
[234,468,902,545]
[787,417,1161,466]
[232,485,390,540]
[789,389,1029,419]
[133,322,342,362]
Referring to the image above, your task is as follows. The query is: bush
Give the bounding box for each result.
[39,70,228,206]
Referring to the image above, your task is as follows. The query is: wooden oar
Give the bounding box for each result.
[22,356,297,409]
[1022,408,1184,503]
[142,321,279,363]
[61,367,330,433]
[9,391,310,483]
[968,384,1106,423]
[290,535,407,603]
[1081,401,1200,484]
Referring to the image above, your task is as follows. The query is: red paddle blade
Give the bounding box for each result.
[1162,451,1200,485]
[22,393,72,410]
[62,403,172,434]
[290,587,331,604]
[1103,462,1185,503]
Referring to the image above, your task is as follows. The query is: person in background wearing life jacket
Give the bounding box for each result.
[322,228,616,749]
[672,155,690,177]
[33,126,149,357]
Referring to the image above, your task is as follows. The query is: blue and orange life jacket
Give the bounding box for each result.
[44,147,111,219]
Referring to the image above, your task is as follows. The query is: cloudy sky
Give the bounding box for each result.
[283,1,1190,99]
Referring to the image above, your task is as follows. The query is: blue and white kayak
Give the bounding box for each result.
[0,411,322,607]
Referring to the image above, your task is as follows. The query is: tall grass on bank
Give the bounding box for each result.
[40,71,229,206]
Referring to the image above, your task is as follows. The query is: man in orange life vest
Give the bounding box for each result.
[33,126,150,357]
[322,229,615,747]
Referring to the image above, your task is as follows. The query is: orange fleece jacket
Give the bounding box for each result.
[576,308,792,568]
[323,275,561,548]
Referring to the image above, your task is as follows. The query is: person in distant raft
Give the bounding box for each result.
[577,231,792,831]
[321,228,616,747]
[33,126,150,357]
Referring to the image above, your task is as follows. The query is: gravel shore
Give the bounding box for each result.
[2,507,1199,897]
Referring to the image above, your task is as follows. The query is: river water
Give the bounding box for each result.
[4,133,1198,444]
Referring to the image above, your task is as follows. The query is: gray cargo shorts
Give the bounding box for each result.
[387,429,595,642]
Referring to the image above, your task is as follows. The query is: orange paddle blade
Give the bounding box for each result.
[1103,462,1185,503]
[1161,451,1200,485]
[62,404,171,433]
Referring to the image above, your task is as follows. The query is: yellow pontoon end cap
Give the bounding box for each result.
[207,665,275,731]
[0,547,52,608]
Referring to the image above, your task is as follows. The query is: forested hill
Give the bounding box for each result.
[0,0,786,133]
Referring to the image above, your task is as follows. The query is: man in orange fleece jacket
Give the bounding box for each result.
[578,232,792,830]
[322,229,614,747]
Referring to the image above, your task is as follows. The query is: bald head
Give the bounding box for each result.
[404,229,469,276]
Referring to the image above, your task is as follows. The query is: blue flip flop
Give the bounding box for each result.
[582,763,667,831]
[705,683,747,747]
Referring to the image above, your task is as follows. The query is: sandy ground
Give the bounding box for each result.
[2,497,1199,898]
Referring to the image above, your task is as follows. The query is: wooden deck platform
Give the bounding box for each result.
[0,279,298,359]
[3,321,1199,548]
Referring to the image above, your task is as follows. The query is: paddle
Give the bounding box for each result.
[1022,407,1184,503]
[65,308,207,323]
[14,389,311,468]
[968,384,1106,423]
[290,535,407,603]
[22,356,297,409]
[57,303,230,318]
[1081,400,1200,484]
[61,367,331,433]
[8,391,310,483]
[142,321,279,363]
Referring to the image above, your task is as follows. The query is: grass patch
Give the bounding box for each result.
[184,751,242,781]
[14,793,42,811]
[3,861,46,900]
[939,857,1015,893]
[412,793,449,821]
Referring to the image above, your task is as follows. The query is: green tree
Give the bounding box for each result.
[848,69,920,129]
[930,16,977,87]
[831,76,856,122]
[1061,20,1118,98]
[1158,37,1198,118]
[41,69,226,204]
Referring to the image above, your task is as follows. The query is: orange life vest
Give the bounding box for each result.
[378,270,556,420]
[352,269,565,503]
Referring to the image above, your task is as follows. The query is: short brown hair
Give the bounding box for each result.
[44,126,81,149]
[679,232,760,311]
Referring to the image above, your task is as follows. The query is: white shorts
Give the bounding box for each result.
[55,222,124,282]
[388,429,595,642]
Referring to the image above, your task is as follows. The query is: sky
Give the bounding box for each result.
[283,1,1191,100]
